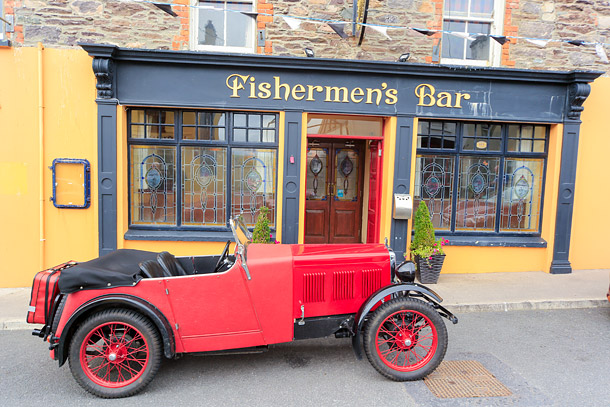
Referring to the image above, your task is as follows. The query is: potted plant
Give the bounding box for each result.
[410,201,449,284]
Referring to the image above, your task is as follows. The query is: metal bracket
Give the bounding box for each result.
[298,305,305,325]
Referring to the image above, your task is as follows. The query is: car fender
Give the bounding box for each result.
[350,283,457,359]
[56,294,176,367]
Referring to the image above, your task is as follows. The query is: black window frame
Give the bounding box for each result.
[127,107,279,234]
[415,119,549,238]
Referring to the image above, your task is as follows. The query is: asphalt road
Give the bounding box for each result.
[1,307,609,407]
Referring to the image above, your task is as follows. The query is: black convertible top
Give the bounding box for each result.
[58,249,159,294]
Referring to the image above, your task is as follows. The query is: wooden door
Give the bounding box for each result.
[305,141,364,244]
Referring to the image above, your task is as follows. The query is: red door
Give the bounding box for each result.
[305,140,364,244]
[367,141,383,243]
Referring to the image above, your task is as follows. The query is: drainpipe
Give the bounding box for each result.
[38,42,45,270]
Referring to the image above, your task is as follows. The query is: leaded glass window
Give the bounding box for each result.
[415,120,548,235]
[128,109,278,231]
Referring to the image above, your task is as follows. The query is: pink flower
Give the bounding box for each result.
[433,243,437,246]
[428,257,433,260]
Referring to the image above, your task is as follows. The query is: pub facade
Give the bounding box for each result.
[81,44,600,276]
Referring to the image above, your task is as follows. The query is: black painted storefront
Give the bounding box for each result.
[82,44,601,273]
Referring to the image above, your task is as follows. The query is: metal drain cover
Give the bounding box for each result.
[424,360,512,398]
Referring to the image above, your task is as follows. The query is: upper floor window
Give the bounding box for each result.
[441,0,504,66]
[415,120,548,236]
[192,0,256,53]
[1,0,9,45]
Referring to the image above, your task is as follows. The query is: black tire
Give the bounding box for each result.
[363,297,448,381]
[68,309,162,398]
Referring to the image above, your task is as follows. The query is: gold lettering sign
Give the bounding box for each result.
[415,84,471,109]
[225,74,398,106]
[225,75,471,109]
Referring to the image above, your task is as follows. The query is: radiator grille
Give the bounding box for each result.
[362,268,383,297]
[333,271,355,300]
[303,272,325,303]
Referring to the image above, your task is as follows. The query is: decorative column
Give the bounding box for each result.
[281,110,303,244]
[550,82,592,274]
[390,115,415,262]
[83,44,119,256]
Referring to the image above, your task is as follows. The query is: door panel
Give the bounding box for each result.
[305,145,331,243]
[305,141,364,243]
[304,207,328,243]
[164,266,263,353]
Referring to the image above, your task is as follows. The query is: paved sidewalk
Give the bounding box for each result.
[2,269,608,330]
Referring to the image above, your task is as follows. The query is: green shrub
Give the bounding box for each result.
[252,206,271,244]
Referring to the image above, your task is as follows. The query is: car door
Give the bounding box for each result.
[163,257,265,353]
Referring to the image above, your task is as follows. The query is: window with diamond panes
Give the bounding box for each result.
[128,109,278,230]
[414,120,548,235]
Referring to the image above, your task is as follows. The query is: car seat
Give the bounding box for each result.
[157,251,188,276]
[139,260,170,278]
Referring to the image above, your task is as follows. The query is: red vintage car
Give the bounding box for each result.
[27,217,457,398]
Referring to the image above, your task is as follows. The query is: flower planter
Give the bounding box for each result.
[414,254,446,284]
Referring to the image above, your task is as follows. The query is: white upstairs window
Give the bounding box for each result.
[441,0,505,66]
[191,1,256,53]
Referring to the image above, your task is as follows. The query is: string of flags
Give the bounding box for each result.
[124,0,609,64]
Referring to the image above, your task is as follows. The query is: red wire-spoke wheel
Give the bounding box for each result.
[363,297,448,381]
[69,309,161,398]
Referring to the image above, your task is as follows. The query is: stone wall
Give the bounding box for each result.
[268,0,437,63]
[5,0,180,49]
[508,0,610,71]
[3,0,609,73]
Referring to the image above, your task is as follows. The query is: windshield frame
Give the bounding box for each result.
[229,216,252,247]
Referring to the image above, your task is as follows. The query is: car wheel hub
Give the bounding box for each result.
[396,330,415,350]
[106,344,127,364]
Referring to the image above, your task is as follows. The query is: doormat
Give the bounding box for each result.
[424,360,512,398]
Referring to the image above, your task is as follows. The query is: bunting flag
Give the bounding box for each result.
[412,28,436,36]
[153,3,177,17]
[369,25,391,40]
[567,39,586,46]
[239,11,259,18]
[490,35,509,45]
[526,38,551,48]
[449,32,475,41]
[328,22,350,39]
[282,16,302,30]
[596,44,609,63]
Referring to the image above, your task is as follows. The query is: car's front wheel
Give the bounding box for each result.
[363,297,447,381]
[68,309,161,398]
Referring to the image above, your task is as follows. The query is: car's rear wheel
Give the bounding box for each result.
[363,297,447,381]
[68,309,161,398]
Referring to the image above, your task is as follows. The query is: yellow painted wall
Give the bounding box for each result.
[0,46,98,287]
[571,77,610,270]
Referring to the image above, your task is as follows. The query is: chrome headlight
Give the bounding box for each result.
[396,261,416,283]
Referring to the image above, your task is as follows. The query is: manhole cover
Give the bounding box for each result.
[424,360,512,398]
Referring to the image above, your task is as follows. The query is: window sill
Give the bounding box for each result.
[125,229,235,242]
[442,235,547,248]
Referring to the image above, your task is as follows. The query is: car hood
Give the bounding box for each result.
[289,243,390,267]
